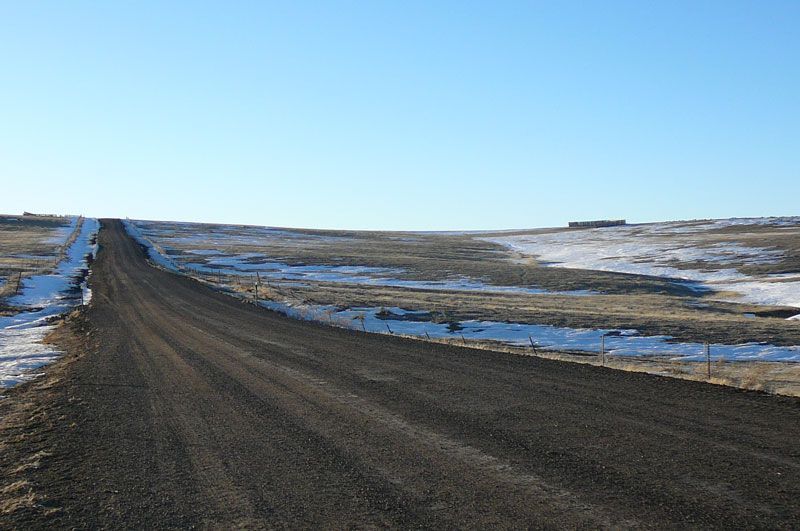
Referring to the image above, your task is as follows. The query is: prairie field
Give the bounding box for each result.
[0,215,80,310]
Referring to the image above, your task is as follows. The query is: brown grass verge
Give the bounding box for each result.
[0,309,92,519]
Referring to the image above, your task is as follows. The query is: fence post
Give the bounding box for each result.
[385,323,393,334]
[529,335,537,354]
[461,333,467,345]
[425,331,431,341]
[600,334,605,366]
[705,342,711,379]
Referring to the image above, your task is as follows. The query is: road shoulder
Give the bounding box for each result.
[0,310,93,524]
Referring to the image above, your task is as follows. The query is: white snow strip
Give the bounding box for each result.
[123,220,182,272]
[0,218,99,390]
[261,300,800,362]
[7,218,100,308]
[44,215,79,244]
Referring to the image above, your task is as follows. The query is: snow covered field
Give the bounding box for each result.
[0,218,99,389]
[482,217,800,312]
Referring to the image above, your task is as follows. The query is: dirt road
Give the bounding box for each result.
[2,220,800,528]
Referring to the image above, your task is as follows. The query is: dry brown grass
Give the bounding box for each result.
[0,480,36,515]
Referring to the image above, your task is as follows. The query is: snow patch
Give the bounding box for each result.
[178,252,595,296]
[482,217,800,309]
[44,216,79,244]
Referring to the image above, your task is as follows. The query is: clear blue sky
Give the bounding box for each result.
[1,1,798,230]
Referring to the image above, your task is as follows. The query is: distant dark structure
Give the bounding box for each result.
[568,219,626,228]
[22,212,64,218]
